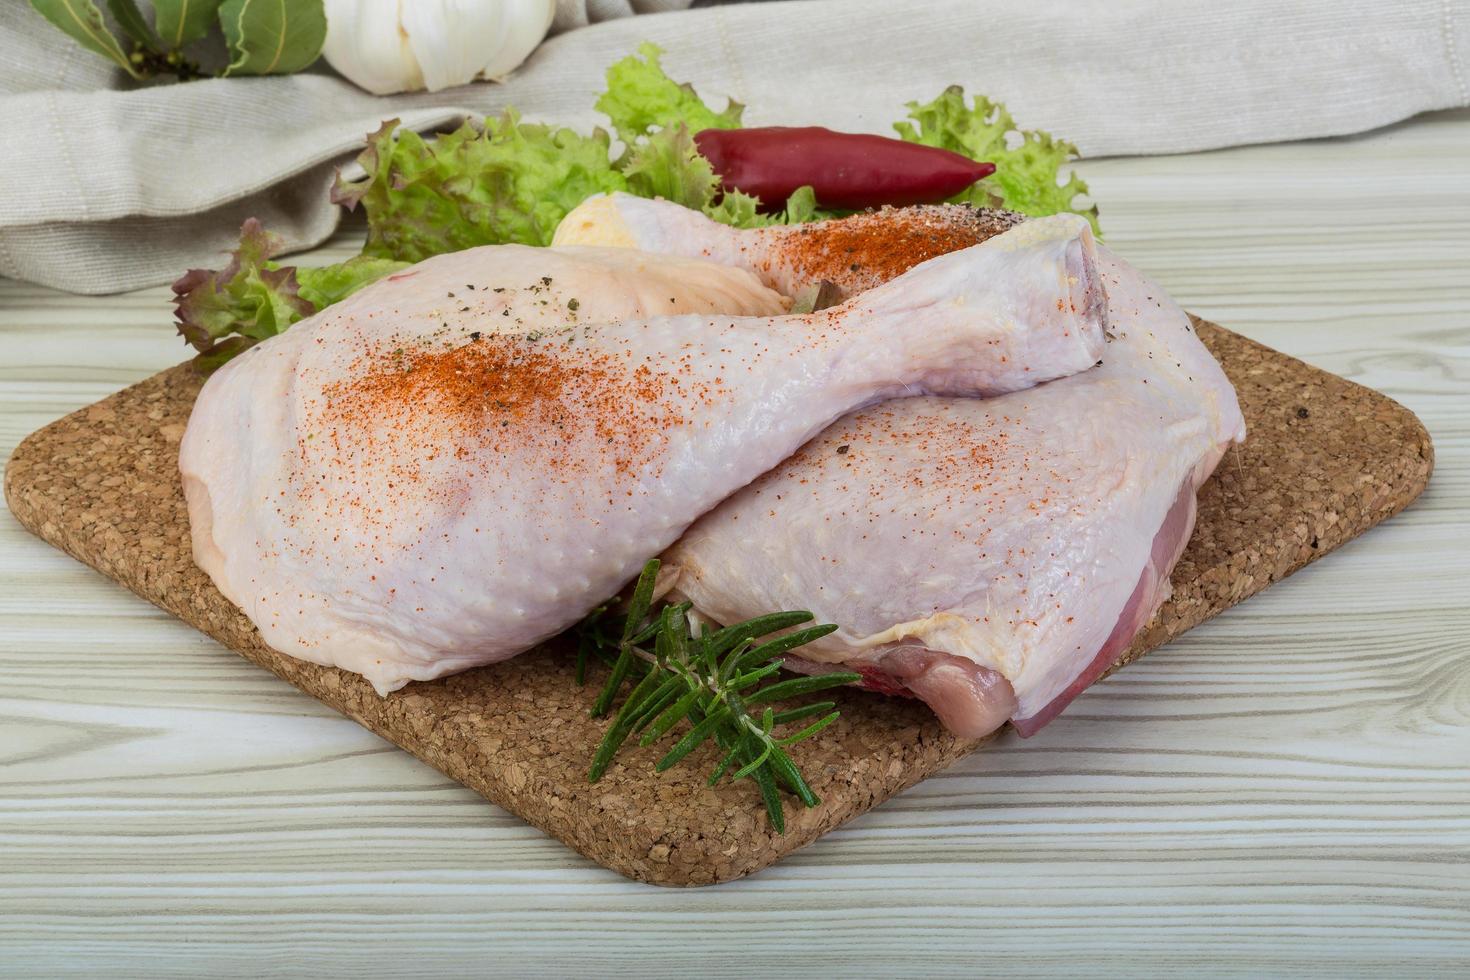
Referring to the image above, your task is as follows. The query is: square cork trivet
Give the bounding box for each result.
[3,319,1433,886]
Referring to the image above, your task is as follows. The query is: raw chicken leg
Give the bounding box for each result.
[559,196,1244,738]
[185,244,786,644]
[663,250,1245,737]
[555,192,1022,301]
[181,218,1107,694]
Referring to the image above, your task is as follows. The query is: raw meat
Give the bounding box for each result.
[181,221,1106,694]
[663,250,1245,736]
[554,192,1022,300]
[562,197,1245,737]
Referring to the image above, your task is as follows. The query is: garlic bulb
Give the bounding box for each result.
[323,0,556,95]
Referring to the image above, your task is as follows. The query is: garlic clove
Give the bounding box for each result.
[479,0,555,81]
[401,0,506,93]
[323,0,425,96]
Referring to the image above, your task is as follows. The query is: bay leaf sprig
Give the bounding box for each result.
[577,559,861,832]
[29,0,326,82]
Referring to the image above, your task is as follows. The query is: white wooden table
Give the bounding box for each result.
[2,109,1467,978]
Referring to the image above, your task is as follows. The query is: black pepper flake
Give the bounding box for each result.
[501,309,510,316]
[1296,406,1310,419]
[492,287,506,293]
[568,298,580,311]
[469,331,482,341]
[836,445,850,455]
[541,276,553,287]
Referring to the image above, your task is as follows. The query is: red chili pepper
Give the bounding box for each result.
[693,126,995,211]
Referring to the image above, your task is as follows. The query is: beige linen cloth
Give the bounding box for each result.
[1,0,1466,294]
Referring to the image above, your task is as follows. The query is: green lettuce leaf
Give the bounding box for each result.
[333,113,628,263]
[596,42,743,145]
[296,255,409,308]
[703,185,831,228]
[172,219,406,371]
[172,219,312,357]
[326,45,819,269]
[894,85,1099,233]
[597,47,836,228]
[701,188,767,227]
[772,184,823,224]
[621,124,720,210]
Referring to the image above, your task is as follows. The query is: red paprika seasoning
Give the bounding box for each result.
[693,126,995,211]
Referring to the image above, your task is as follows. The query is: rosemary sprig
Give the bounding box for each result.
[577,559,861,832]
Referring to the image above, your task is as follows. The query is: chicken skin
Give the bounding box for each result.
[561,197,1244,737]
[181,221,1106,694]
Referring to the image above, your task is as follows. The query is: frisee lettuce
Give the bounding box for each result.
[596,41,744,145]
[894,85,1098,233]
[580,43,826,225]
[332,113,630,261]
[176,44,1095,370]
[172,219,407,370]
[331,44,824,263]
[297,255,411,309]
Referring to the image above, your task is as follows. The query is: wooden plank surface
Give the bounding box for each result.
[1,107,1467,972]
[3,315,1433,886]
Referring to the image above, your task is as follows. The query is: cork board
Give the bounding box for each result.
[3,319,1433,886]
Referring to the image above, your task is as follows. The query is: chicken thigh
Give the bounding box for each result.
[561,197,1245,738]
[181,219,1107,694]
[664,251,1244,736]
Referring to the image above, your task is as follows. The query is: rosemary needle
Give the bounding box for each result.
[576,558,860,832]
